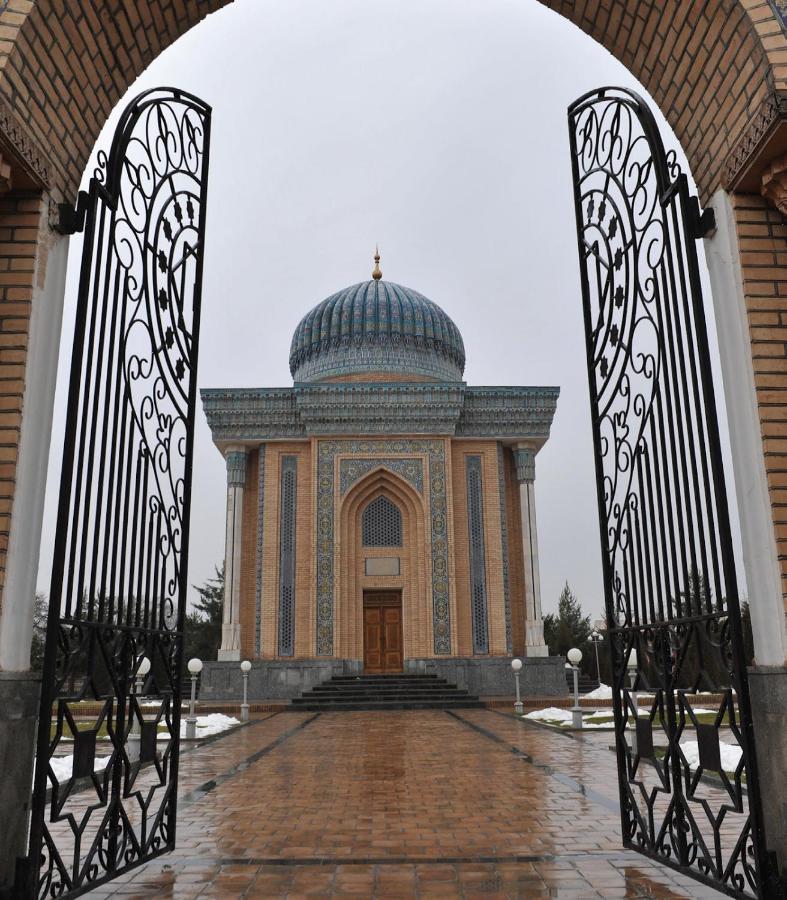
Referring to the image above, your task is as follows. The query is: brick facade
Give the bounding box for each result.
[0,190,44,610]
[236,437,529,664]
[732,192,787,612]
[0,1,786,640]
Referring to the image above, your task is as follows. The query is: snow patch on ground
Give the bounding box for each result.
[680,740,743,773]
[49,754,110,783]
[524,707,573,723]
[177,713,240,740]
[46,715,241,782]
[582,683,613,700]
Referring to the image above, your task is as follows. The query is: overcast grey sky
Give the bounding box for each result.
[37,0,742,624]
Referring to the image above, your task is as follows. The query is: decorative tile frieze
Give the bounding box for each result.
[316,439,451,656]
[254,445,265,657]
[226,449,247,486]
[202,384,559,441]
[456,387,559,438]
[514,447,536,483]
[295,382,465,435]
[340,457,424,496]
[202,389,304,440]
[278,456,298,657]
[466,456,489,655]
[294,343,462,383]
[497,444,512,654]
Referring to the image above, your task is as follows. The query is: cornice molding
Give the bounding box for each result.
[724,91,787,193]
[0,95,52,190]
[200,383,559,440]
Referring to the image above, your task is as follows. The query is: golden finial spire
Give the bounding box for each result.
[372,246,382,280]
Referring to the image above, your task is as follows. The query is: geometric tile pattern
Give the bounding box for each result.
[316,439,450,655]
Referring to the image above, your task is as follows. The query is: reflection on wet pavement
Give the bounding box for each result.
[83,709,724,897]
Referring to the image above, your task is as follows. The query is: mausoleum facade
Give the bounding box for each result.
[200,258,563,698]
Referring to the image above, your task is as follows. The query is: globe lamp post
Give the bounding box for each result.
[186,658,202,740]
[627,648,638,754]
[567,647,583,729]
[511,658,523,715]
[129,655,151,762]
[240,660,252,722]
[589,630,603,684]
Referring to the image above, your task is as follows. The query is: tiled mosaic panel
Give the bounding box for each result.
[316,439,450,655]
[339,457,424,496]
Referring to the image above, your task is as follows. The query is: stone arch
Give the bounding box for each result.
[337,467,432,663]
[0,1,777,205]
[0,1,785,672]
[1,0,783,634]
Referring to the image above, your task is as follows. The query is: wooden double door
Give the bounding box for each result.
[363,591,403,673]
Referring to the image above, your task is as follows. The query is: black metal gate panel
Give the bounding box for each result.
[568,87,779,898]
[19,87,211,899]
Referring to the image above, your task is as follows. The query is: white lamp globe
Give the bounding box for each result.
[137,656,151,676]
[567,648,582,666]
[627,649,638,669]
[187,657,203,675]
[240,660,252,673]
[511,658,522,672]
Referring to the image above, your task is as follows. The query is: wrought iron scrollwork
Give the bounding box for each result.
[569,86,777,898]
[21,87,211,899]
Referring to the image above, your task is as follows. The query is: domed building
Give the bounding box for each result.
[200,255,563,698]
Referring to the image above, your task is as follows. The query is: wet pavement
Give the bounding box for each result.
[86,709,725,898]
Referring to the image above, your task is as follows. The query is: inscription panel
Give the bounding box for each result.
[365,557,401,576]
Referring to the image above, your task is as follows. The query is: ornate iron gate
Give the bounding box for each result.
[568,87,780,899]
[17,87,211,899]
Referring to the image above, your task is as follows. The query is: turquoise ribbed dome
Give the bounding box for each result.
[289,280,466,383]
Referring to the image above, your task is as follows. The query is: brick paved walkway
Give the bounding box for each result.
[87,710,725,898]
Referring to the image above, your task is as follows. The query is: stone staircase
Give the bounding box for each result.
[290,672,484,711]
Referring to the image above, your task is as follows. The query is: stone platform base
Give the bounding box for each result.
[0,671,40,891]
[199,656,565,701]
[405,656,565,697]
[199,658,363,701]
[748,665,787,882]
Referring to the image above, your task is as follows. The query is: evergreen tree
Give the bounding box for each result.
[183,564,224,670]
[30,592,49,671]
[543,582,593,674]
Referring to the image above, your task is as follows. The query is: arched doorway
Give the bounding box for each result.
[338,468,431,669]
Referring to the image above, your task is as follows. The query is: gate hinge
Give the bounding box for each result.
[56,190,89,235]
[689,196,716,239]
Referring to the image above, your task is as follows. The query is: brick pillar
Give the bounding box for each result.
[513,445,548,657]
[219,447,247,661]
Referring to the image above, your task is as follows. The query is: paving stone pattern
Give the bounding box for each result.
[84,710,725,898]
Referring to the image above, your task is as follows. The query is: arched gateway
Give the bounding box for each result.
[3,2,787,899]
[199,263,563,697]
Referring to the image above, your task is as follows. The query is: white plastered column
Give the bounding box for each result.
[218,446,247,661]
[514,444,548,657]
[704,190,787,666]
[0,226,69,671]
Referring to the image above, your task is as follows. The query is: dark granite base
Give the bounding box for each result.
[199,658,363,701]
[748,665,787,882]
[199,656,566,701]
[404,656,566,697]
[0,671,40,892]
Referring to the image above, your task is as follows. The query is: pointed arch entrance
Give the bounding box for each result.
[337,467,431,668]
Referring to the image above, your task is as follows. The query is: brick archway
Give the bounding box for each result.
[0,1,776,205]
[2,0,785,643]
[2,0,787,887]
